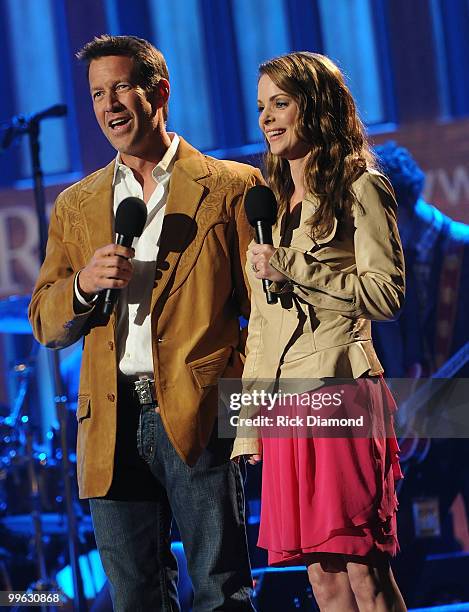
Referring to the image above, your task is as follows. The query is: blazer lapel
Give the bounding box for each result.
[150,139,210,310]
[273,198,317,252]
[289,196,338,251]
[273,209,285,248]
[80,161,115,260]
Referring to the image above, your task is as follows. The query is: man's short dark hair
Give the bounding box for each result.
[374,141,425,209]
[77,34,169,121]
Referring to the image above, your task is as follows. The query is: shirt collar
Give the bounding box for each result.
[112,132,180,186]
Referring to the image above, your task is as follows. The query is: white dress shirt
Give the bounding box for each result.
[76,133,180,380]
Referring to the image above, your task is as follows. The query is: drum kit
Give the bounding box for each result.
[0,295,95,607]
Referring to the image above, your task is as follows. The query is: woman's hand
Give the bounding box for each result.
[250,244,288,282]
[246,454,262,465]
[231,453,262,465]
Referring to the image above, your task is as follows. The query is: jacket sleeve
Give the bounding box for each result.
[268,173,405,321]
[229,168,265,324]
[230,169,266,459]
[230,286,264,459]
[28,193,95,349]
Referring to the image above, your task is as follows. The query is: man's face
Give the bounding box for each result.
[88,55,159,158]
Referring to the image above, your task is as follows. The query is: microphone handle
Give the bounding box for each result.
[102,233,133,316]
[255,221,278,305]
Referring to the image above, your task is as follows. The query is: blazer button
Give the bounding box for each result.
[107,393,115,402]
[108,341,114,350]
[157,337,163,343]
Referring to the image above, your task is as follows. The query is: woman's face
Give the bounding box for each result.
[257,74,310,160]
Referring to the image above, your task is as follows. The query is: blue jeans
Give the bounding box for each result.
[89,383,253,612]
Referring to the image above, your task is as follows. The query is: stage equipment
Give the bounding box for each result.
[1,103,87,611]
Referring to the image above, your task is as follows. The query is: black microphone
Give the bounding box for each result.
[102,196,147,316]
[244,185,278,305]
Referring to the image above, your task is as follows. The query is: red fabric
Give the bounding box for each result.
[258,377,402,566]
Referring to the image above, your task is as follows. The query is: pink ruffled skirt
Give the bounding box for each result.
[258,377,402,566]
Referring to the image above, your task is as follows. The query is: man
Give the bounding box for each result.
[29,35,263,611]
[373,142,469,603]
[373,141,469,378]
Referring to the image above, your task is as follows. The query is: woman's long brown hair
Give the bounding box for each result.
[259,52,376,238]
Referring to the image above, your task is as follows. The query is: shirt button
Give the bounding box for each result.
[108,341,114,350]
[107,393,115,402]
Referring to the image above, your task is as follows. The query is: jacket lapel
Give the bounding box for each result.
[273,196,339,252]
[272,209,285,248]
[79,161,115,260]
[150,138,210,311]
[289,196,338,251]
[273,198,317,251]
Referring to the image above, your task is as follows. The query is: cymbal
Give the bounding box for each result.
[1,513,93,535]
[0,295,32,334]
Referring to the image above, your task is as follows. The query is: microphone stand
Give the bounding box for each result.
[3,106,87,612]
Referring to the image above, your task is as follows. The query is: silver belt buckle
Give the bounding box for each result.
[134,376,157,406]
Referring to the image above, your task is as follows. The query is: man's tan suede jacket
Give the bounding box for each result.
[29,137,263,498]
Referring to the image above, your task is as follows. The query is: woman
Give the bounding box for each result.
[232,52,407,611]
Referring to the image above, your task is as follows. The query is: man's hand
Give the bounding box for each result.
[250,244,288,283]
[78,244,135,299]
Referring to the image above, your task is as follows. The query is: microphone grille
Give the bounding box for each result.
[244,185,277,226]
[115,197,147,237]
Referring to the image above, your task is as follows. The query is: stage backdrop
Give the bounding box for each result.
[1,118,469,303]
